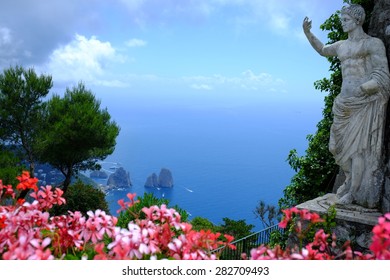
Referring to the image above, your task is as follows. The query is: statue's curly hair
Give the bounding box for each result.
[341,4,366,26]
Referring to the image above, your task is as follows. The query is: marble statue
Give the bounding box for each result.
[303,4,390,208]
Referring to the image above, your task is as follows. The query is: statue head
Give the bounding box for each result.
[341,4,365,26]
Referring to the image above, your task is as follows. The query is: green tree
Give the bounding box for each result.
[0,147,24,186]
[279,0,374,209]
[253,200,279,228]
[217,218,254,240]
[190,216,218,232]
[0,66,52,175]
[50,181,110,216]
[36,82,120,193]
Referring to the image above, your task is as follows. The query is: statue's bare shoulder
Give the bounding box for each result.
[366,36,386,53]
[322,40,344,57]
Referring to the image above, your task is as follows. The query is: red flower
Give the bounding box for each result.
[16,171,38,192]
[0,215,5,229]
[370,214,390,259]
[279,207,299,228]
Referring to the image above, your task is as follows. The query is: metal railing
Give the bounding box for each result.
[214,224,282,260]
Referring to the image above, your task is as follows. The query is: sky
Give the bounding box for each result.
[0,0,345,102]
[0,1,349,216]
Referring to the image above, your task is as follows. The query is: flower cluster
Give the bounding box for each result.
[370,213,390,259]
[96,201,235,260]
[2,172,390,260]
[247,207,390,260]
[279,207,323,229]
[0,172,234,260]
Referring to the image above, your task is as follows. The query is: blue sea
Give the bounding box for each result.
[94,90,324,231]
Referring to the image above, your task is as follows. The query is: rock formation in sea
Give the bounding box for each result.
[144,173,159,188]
[144,168,174,188]
[107,167,132,188]
[158,168,174,188]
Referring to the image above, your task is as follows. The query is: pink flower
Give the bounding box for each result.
[81,210,107,243]
[279,207,298,228]
[370,214,390,259]
[29,237,54,260]
[30,185,66,210]
[0,182,15,199]
[117,199,126,213]
[312,229,329,251]
[117,193,138,213]
[2,232,35,260]
[53,188,66,206]
[93,243,108,260]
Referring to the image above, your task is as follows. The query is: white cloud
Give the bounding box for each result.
[43,34,127,87]
[126,38,147,47]
[0,27,11,46]
[269,13,291,33]
[183,70,285,92]
[191,84,213,91]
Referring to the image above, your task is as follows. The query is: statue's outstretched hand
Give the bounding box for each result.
[303,17,312,33]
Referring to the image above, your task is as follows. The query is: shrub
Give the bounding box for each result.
[116,192,189,228]
[50,180,110,216]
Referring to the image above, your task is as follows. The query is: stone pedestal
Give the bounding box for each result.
[297,193,382,251]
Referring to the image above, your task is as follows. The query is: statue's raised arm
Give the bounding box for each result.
[303,17,339,57]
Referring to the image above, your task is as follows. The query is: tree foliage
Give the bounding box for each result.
[50,180,110,216]
[190,216,219,232]
[0,147,24,186]
[0,66,52,175]
[279,0,373,209]
[218,217,254,240]
[36,82,120,193]
[253,200,279,228]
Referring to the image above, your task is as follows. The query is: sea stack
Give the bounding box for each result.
[158,168,174,188]
[144,173,159,188]
[107,167,132,188]
[144,168,174,188]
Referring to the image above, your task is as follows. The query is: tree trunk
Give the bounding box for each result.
[62,171,72,194]
[28,155,35,177]
[60,165,73,194]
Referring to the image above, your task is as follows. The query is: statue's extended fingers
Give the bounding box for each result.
[303,17,312,31]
